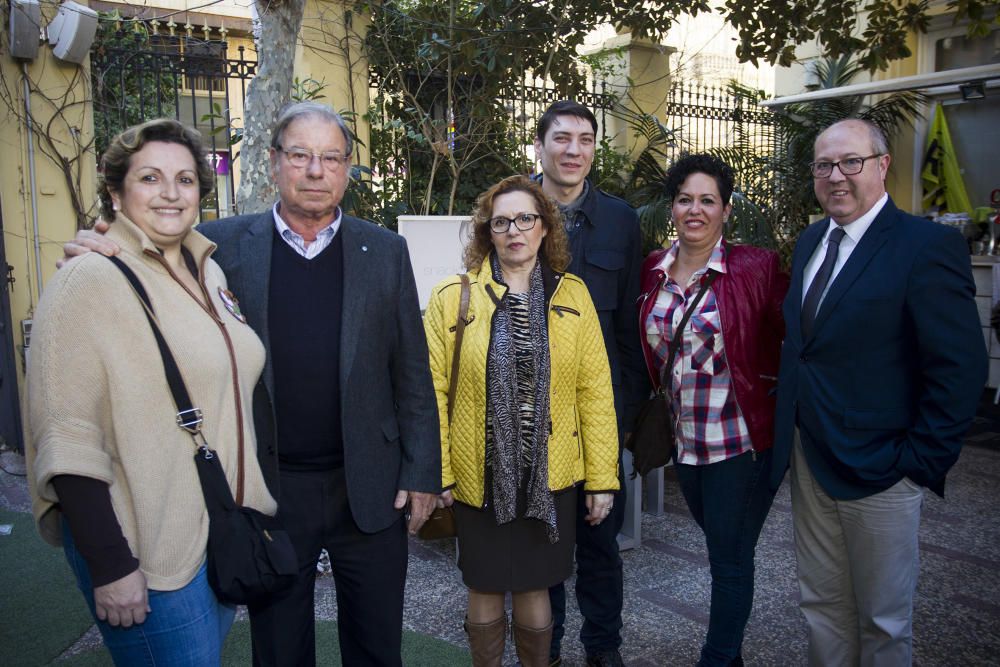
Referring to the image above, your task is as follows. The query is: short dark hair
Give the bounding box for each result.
[663,153,736,206]
[463,175,570,273]
[97,118,214,222]
[535,100,598,143]
[270,102,354,157]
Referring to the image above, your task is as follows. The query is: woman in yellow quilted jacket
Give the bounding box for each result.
[424,175,620,667]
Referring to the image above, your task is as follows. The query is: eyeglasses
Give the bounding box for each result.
[809,154,883,178]
[278,146,351,171]
[489,213,542,234]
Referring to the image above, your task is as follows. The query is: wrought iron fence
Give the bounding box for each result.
[90,33,257,220]
[663,81,776,163]
[497,75,617,163]
[362,70,619,222]
[368,71,617,166]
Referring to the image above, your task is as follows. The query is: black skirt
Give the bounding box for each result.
[453,486,577,592]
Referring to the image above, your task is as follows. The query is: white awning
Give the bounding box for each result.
[761,63,1000,107]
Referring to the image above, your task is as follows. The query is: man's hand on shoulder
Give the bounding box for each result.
[57,219,119,268]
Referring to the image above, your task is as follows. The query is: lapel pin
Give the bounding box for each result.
[218,287,247,323]
[362,245,368,252]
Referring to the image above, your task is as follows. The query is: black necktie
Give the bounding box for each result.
[801,227,846,339]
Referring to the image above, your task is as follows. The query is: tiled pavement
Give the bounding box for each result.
[3,393,999,665]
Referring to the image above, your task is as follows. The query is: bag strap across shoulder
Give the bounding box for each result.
[446,274,471,422]
[659,269,719,391]
[105,256,243,501]
[106,256,200,430]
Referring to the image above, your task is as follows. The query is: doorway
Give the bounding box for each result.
[0,202,24,452]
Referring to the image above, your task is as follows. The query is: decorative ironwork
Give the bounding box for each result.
[91,31,257,219]
[369,70,617,168]
[663,81,779,215]
[664,82,777,157]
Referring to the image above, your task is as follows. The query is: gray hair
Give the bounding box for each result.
[861,119,890,155]
[817,118,890,156]
[270,102,354,157]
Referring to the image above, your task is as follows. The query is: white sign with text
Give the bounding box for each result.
[397,215,470,310]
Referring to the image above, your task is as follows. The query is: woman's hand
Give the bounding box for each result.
[94,568,150,627]
[585,493,614,526]
[437,489,454,508]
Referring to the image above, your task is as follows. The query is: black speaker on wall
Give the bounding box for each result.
[8,0,41,61]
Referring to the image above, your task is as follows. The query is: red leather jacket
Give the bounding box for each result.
[638,241,789,453]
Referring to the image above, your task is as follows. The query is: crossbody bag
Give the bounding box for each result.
[107,255,297,604]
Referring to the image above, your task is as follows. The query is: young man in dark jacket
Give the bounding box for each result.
[535,100,649,667]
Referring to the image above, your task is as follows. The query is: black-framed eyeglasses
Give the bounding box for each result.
[809,154,883,178]
[277,145,351,171]
[489,213,542,234]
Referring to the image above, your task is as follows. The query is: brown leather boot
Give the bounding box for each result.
[512,620,554,667]
[464,615,507,667]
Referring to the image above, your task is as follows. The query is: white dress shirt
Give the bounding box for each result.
[801,193,888,308]
[272,202,342,259]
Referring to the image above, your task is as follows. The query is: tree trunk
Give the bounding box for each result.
[236,0,307,215]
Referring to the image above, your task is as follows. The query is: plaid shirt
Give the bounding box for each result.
[644,241,752,465]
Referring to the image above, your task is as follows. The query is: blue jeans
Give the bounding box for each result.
[62,520,235,666]
[675,450,776,667]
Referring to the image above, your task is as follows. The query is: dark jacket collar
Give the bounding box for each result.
[532,173,598,228]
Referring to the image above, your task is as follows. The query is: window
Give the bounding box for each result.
[932,29,1000,207]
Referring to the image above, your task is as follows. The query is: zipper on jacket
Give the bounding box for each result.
[146,249,248,504]
[551,305,581,318]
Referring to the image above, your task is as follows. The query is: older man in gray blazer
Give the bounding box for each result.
[63,102,441,667]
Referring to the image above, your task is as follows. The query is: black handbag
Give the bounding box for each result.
[418,274,471,541]
[107,256,297,605]
[625,270,718,478]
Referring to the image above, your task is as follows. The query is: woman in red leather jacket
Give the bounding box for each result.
[638,153,788,667]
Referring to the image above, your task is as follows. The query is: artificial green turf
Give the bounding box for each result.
[0,509,95,667]
[57,620,472,666]
[1,507,470,666]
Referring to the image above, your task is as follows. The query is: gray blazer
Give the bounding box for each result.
[198,210,441,533]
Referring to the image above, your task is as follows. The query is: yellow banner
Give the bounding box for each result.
[921,104,973,215]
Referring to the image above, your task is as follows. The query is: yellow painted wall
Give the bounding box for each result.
[580,34,675,158]
[99,0,253,21]
[1,3,98,403]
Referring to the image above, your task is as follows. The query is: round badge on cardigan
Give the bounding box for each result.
[218,287,247,323]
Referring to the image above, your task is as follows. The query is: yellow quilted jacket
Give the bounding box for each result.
[423,255,620,508]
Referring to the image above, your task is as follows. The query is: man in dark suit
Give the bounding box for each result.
[64,102,441,667]
[772,118,985,666]
[534,100,649,667]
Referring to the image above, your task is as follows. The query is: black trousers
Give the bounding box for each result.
[248,467,407,667]
[549,460,626,658]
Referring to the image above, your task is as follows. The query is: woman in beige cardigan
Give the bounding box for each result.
[26,119,275,665]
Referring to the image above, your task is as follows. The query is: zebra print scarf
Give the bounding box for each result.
[487,254,557,542]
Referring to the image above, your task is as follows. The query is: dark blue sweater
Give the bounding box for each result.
[268,229,345,470]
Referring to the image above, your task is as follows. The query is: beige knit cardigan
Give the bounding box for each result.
[26,216,276,591]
